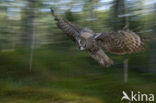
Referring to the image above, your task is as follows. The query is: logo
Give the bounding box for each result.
[121,91,155,102]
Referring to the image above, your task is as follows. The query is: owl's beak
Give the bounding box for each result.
[80,47,85,50]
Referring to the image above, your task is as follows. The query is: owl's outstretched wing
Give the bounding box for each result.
[50,8,95,41]
[50,8,82,41]
[95,30,145,55]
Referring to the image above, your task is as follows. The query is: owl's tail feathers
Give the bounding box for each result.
[50,8,59,21]
[89,49,114,67]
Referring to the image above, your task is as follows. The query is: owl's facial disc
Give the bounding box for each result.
[76,38,86,51]
[76,31,94,51]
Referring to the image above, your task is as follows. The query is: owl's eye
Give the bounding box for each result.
[80,40,85,44]
[80,39,86,47]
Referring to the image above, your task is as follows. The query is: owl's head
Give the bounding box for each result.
[76,31,94,50]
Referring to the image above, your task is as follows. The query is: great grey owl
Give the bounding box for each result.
[50,8,145,67]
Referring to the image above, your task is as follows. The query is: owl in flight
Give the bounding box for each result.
[50,8,145,67]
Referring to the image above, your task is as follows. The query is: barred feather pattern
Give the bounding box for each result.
[89,48,114,67]
[51,9,145,67]
[56,19,82,40]
[96,30,145,55]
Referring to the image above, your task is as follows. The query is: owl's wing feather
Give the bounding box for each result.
[51,8,82,41]
[56,19,82,41]
[95,30,145,55]
[88,48,113,67]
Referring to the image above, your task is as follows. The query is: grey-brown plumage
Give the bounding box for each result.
[50,8,82,41]
[50,8,145,67]
[95,30,145,55]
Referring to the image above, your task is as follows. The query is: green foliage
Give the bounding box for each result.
[65,10,76,22]
[0,47,155,103]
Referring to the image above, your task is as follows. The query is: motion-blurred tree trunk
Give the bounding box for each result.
[83,0,98,20]
[21,0,37,71]
[111,0,126,30]
[148,3,156,72]
[89,0,98,19]
[22,0,36,48]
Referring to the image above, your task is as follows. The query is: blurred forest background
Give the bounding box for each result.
[0,0,156,103]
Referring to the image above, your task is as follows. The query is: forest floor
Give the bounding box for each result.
[0,44,155,103]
